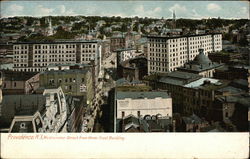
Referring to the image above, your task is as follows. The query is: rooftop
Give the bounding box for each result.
[179,48,222,72]
[13,39,99,45]
[116,85,151,92]
[40,69,90,75]
[158,71,202,86]
[1,70,38,81]
[146,33,221,39]
[184,78,219,88]
[116,91,170,100]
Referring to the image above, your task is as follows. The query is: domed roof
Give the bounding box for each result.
[192,48,212,66]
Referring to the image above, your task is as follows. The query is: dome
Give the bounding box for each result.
[191,48,212,66]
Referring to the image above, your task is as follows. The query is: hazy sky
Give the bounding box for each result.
[1,1,249,19]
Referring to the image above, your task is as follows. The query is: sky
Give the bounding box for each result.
[0,1,249,19]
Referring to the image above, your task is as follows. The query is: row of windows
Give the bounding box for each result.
[149,35,220,43]
[34,54,75,58]
[14,51,28,54]
[14,64,28,67]
[34,44,76,49]
[34,50,76,54]
[14,60,27,63]
[34,58,75,62]
[14,45,28,50]
[48,77,84,84]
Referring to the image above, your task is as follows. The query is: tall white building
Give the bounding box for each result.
[12,40,101,73]
[147,33,222,74]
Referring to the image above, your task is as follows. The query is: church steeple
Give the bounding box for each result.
[172,10,176,29]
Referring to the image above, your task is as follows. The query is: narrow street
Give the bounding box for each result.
[82,52,116,132]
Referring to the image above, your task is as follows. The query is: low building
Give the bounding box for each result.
[117,56,147,81]
[214,65,249,81]
[208,51,241,64]
[116,48,142,64]
[117,114,172,132]
[178,48,223,78]
[114,91,172,132]
[39,69,94,104]
[1,70,39,95]
[182,114,209,132]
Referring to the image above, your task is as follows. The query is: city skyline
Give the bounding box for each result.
[1,1,249,19]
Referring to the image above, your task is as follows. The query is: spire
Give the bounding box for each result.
[172,10,176,29]
[173,10,176,21]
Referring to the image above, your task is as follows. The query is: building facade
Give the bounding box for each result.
[7,87,68,132]
[12,40,101,73]
[114,91,172,132]
[116,48,142,64]
[39,69,94,103]
[110,36,125,52]
[177,48,222,78]
[1,70,39,95]
[147,33,222,74]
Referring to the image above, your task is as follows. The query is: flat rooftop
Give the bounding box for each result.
[116,91,170,100]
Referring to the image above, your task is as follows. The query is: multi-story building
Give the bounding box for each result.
[110,35,125,52]
[39,69,94,104]
[12,40,102,73]
[147,33,222,74]
[1,70,39,95]
[152,71,229,119]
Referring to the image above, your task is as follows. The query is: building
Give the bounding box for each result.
[0,43,13,58]
[147,33,222,74]
[117,56,147,81]
[116,48,143,66]
[213,85,250,131]
[150,71,229,118]
[39,69,94,104]
[110,35,125,52]
[6,87,68,132]
[1,70,39,95]
[114,91,172,132]
[178,48,222,78]
[0,87,83,132]
[182,114,209,132]
[12,40,102,73]
[118,114,172,132]
[214,65,249,81]
[0,72,2,114]
[208,52,241,64]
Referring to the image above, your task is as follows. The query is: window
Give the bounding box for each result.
[122,111,125,118]
[14,82,16,87]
